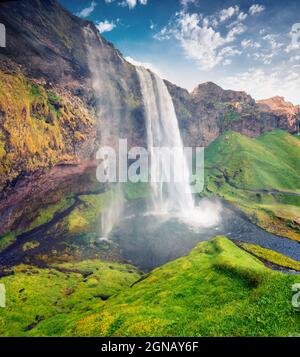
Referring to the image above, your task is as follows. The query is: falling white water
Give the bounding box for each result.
[100,185,124,240]
[137,67,222,228]
[137,67,194,214]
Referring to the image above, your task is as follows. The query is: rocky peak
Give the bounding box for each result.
[257,96,298,116]
[191,81,255,106]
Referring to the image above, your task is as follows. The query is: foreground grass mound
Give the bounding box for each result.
[23,237,300,337]
[0,260,140,336]
[205,130,300,240]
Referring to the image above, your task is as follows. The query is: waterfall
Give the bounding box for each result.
[137,67,195,214]
[100,184,124,240]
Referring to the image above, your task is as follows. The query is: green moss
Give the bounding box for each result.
[0,232,16,252]
[240,242,300,271]
[30,84,43,98]
[0,70,94,191]
[66,191,112,234]
[41,237,299,337]
[0,260,140,337]
[27,196,75,232]
[1,237,300,336]
[223,108,241,122]
[205,130,300,192]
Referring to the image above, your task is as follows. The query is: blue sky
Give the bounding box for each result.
[59,0,300,104]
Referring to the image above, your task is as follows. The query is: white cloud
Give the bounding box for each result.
[119,0,136,8]
[125,56,163,76]
[96,20,118,33]
[77,1,97,18]
[223,59,232,65]
[181,0,197,8]
[237,12,248,21]
[219,6,240,23]
[259,28,267,35]
[263,34,283,50]
[243,32,284,65]
[154,11,246,69]
[241,39,261,49]
[290,55,300,62]
[249,4,265,16]
[150,20,156,30]
[119,0,147,8]
[221,67,300,104]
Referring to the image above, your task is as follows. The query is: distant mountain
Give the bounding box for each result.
[168,81,300,147]
[257,96,300,133]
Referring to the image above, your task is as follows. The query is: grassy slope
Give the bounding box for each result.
[204,130,300,240]
[0,260,140,336]
[240,242,300,271]
[205,129,300,192]
[4,237,296,337]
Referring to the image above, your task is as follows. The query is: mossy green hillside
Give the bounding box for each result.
[16,237,300,337]
[240,242,300,271]
[204,130,300,240]
[205,130,300,192]
[0,260,140,336]
[65,183,149,235]
[0,233,15,252]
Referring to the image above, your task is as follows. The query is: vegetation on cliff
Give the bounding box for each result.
[0,68,95,191]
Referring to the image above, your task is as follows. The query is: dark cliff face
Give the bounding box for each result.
[0,0,90,91]
[0,0,146,148]
[167,81,299,147]
[0,0,146,234]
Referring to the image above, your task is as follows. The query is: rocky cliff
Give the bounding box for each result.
[168,81,299,147]
[257,96,300,133]
[0,0,145,148]
[0,0,146,235]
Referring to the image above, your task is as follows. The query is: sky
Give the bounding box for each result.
[59,0,300,104]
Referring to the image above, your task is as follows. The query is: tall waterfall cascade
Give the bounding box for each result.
[137,67,195,215]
